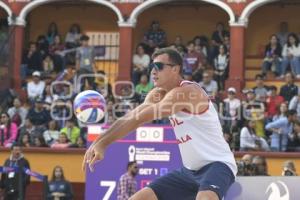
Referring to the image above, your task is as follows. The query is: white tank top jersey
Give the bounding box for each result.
[169,80,237,176]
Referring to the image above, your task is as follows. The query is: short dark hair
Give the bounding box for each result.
[269,85,277,91]
[255,74,263,80]
[127,161,137,170]
[152,47,183,74]
[286,109,297,117]
[11,143,21,150]
[80,35,90,41]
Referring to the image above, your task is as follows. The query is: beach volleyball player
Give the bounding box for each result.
[83,48,237,200]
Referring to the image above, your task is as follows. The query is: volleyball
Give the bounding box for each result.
[73,90,106,123]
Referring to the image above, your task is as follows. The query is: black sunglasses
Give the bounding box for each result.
[149,62,176,72]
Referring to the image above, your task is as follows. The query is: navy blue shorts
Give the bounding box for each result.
[148,162,235,200]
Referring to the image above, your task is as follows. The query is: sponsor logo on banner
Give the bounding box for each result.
[128,145,170,162]
[266,181,289,200]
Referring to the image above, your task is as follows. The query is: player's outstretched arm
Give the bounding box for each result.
[83,85,209,171]
[82,88,165,171]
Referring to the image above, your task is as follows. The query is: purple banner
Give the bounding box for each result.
[85,126,182,200]
[85,126,300,200]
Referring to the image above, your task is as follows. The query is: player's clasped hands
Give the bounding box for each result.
[82,141,106,172]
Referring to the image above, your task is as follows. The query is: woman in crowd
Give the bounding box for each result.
[132,44,150,85]
[240,120,269,151]
[214,45,229,90]
[262,34,282,77]
[47,22,59,45]
[43,120,60,145]
[281,33,300,78]
[19,133,32,147]
[0,112,18,147]
[65,24,81,48]
[51,134,71,148]
[47,166,73,200]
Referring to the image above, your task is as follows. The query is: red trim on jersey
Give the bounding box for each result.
[179,80,210,115]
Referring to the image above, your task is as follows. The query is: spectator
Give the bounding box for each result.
[21,42,43,79]
[51,99,72,129]
[272,102,288,122]
[193,36,208,58]
[221,87,241,132]
[33,135,48,147]
[276,22,289,47]
[183,41,206,73]
[281,33,300,78]
[27,98,51,127]
[174,35,185,51]
[49,35,65,73]
[43,120,60,146]
[18,119,37,144]
[183,69,193,81]
[76,35,95,88]
[282,160,297,176]
[210,22,229,60]
[288,92,300,120]
[266,109,297,151]
[7,98,28,128]
[237,154,253,176]
[47,166,73,200]
[199,71,218,97]
[0,144,30,200]
[253,74,269,102]
[51,133,71,148]
[265,86,285,119]
[43,55,54,74]
[46,22,59,45]
[240,120,269,151]
[262,34,282,77]
[213,45,229,90]
[19,133,32,148]
[287,120,300,151]
[27,71,46,101]
[69,136,86,148]
[0,112,18,148]
[43,84,59,110]
[143,21,166,50]
[36,35,49,57]
[135,74,153,103]
[65,23,81,48]
[117,161,138,200]
[251,155,269,176]
[223,35,230,56]
[132,44,150,85]
[279,72,298,102]
[242,89,265,137]
[60,120,80,144]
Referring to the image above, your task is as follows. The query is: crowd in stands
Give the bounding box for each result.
[237,153,298,176]
[261,22,300,79]
[1,20,300,154]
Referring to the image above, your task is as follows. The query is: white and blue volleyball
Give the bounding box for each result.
[73,90,106,123]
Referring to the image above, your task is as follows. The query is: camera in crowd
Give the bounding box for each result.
[236,160,255,176]
[237,155,269,176]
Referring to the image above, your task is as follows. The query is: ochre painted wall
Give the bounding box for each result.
[27,4,118,42]
[0,148,85,182]
[246,4,300,55]
[1,148,300,183]
[133,5,229,49]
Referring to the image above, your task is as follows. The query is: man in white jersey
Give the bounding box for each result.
[83,48,237,200]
